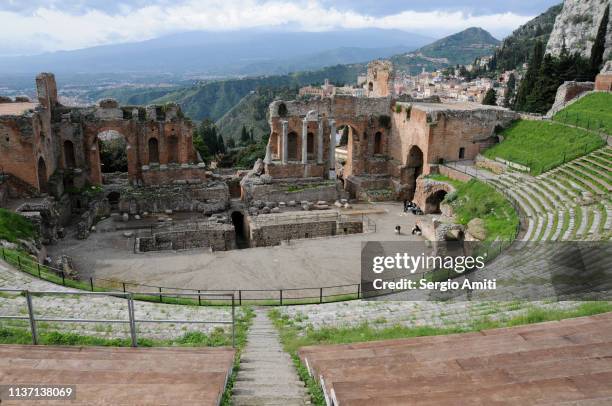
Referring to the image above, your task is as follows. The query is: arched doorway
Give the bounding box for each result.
[404,145,424,200]
[287,132,298,161]
[148,138,159,164]
[368,82,373,92]
[374,132,383,154]
[63,140,76,168]
[98,130,127,173]
[107,191,121,211]
[231,211,248,249]
[425,190,447,214]
[167,136,179,163]
[307,132,314,159]
[37,157,48,194]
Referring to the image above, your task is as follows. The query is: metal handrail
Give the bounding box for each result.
[0,288,235,347]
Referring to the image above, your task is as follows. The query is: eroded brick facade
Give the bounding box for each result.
[0,73,198,193]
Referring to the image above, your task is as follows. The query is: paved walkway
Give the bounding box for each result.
[233,309,309,405]
[0,260,238,341]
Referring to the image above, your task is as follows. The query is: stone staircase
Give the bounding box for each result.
[233,309,309,405]
[484,146,612,242]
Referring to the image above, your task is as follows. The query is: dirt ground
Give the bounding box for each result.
[48,203,429,292]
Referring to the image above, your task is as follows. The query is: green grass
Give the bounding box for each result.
[483,120,605,175]
[269,302,612,405]
[553,92,612,134]
[0,208,36,243]
[429,175,519,242]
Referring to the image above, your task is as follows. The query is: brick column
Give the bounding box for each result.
[317,118,324,164]
[328,119,336,179]
[281,120,288,164]
[301,119,308,164]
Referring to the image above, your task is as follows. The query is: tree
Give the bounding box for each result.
[503,74,516,107]
[227,138,236,148]
[217,134,226,154]
[590,4,609,76]
[514,41,544,111]
[482,88,497,105]
[240,125,249,144]
[195,119,221,159]
[249,128,255,143]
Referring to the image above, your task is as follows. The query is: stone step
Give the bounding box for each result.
[550,211,565,241]
[232,395,309,406]
[561,207,575,241]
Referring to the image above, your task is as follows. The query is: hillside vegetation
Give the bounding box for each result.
[494,4,563,72]
[0,208,36,243]
[216,87,297,142]
[483,120,605,175]
[152,64,364,121]
[553,92,612,134]
[391,27,500,73]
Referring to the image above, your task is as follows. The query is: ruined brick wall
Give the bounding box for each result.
[595,74,612,91]
[248,181,338,203]
[265,163,326,179]
[248,219,362,247]
[1,73,198,193]
[115,182,229,215]
[365,60,394,98]
[137,225,235,252]
[141,165,209,186]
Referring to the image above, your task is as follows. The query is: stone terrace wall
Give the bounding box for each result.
[137,224,235,252]
[248,181,339,204]
[141,164,210,186]
[117,182,229,215]
[249,218,362,247]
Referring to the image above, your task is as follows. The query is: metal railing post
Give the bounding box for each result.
[238,290,242,306]
[198,289,201,306]
[127,294,137,347]
[279,289,283,305]
[231,295,235,348]
[320,287,323,304]
[24,290,38,345]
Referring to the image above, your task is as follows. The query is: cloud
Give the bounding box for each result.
[0,0,534,55]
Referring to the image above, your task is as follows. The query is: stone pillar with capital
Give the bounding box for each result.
[302,119,308,164]
[281,120,288,164]
[328,119,336,179]
[317,119,324,164]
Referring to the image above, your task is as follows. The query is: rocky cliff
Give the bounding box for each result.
[546,0,611,59]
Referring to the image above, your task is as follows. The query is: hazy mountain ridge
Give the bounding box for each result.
[390,27,500,72]
[0,29,433,76]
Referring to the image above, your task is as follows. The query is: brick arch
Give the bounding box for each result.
[414,179,454,214]
[84,122,139,185]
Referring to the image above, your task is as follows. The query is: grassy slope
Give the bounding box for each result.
[427,176,519,241]
[483,120,605,175]
[553,92,612,134]
[0,208,36,243]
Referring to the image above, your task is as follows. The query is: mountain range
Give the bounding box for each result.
[0,29,433,77]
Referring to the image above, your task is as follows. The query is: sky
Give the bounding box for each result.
[0,0,562,56]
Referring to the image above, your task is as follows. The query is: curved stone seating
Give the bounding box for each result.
[299,313,612,406]
[0,345,235,406]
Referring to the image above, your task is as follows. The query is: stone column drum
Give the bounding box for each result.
[328,119,336,179]
[281,120,288,164]
[301,119,308,164]
[317,119,324,164]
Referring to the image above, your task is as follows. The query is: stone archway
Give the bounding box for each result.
[287,132,298,161]
[307,132,315,159]
[374,131,383,154]
[37,157,48,193]
[425,190,448,214]
[148,138,159,164]
[63,140,76,168]
[231,211,248,249]
[98,130,128,174]
[402,145,424,200]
